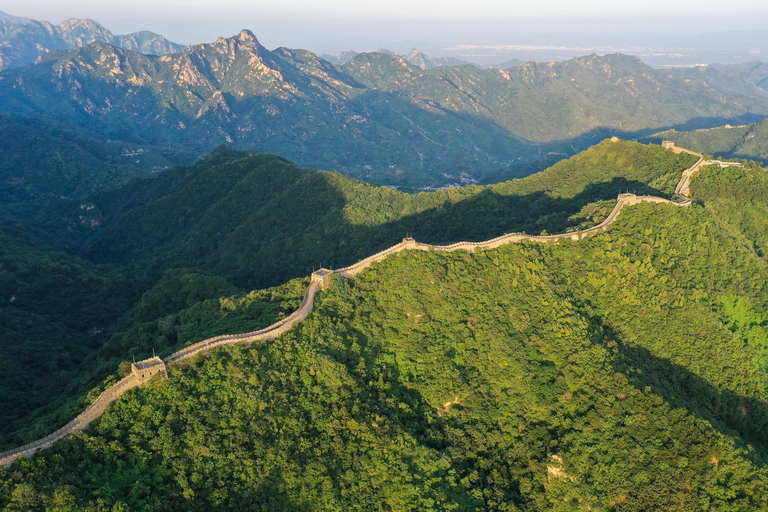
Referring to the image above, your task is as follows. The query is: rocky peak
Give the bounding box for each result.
[237,29,259,45]
[405,49,432,70]
[59,18,112,38]
[210,30,264,59]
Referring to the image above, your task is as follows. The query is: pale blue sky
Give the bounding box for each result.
[3,0,768,58]
[6,0,768,21]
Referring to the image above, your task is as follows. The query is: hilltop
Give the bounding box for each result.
[0,13,184,70]
[2,146,768,509]
[42,140,697,290]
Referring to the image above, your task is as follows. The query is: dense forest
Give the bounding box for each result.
[3,140,768,510]
[43,140,697,289]
[648,117,768,163]
[3,139,697,452]
[692,159,768,262]
[3,139,691,451]
[2,174,768,509]
[0,112,196,218]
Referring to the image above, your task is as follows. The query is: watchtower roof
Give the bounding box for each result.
[132,356,165,372]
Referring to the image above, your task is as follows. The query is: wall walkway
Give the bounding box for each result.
[0,142,713,468]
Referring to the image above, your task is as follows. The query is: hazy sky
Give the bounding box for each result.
[6,0,768,21]
[3,0,768,59]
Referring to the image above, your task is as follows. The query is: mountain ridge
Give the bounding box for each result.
[0,14,185,70]
[650,116,768,162]
[45,139,696,290]
[1,31,766,185]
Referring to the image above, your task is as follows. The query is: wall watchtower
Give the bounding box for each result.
[311,268,333,290]
[131,357,168,385]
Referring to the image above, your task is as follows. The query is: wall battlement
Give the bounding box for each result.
[1,143,717,468]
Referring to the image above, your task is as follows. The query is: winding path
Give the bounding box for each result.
[0,143,710,468]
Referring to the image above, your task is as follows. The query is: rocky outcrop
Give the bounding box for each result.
[0,16,184,70]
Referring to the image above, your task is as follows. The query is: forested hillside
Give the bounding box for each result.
[669,62,768,101]
[0,140,695,450]
[52,140,696,289]
[0,113,196,218]
[650,117,768,163]
[0,224,147,448]
[2,167,768,509]
[692,158,768,259]
[0,229,307,450]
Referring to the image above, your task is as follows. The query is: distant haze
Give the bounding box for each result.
[2,1,768,67]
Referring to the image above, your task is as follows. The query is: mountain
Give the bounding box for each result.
[321,48,470,70]
[2,145,768,509]
[319,50,359,65]
[404,49,470,69]
[37,140,695,291]
[719,61,768,91]
[342,52,768,144]
[1,32,766,186]
[649,117,768,162]
[668,62,768,101]
[0,14,185,70]
[0,31,530,185]
[493,58,525,69]
[0,10,30,25]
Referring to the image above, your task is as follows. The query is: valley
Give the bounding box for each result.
[2,12,768,510]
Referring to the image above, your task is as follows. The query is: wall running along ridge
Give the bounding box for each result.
[0,143,713,468]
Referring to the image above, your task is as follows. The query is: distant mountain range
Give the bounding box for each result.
[669,61,768,100]
[1,29,766,186]
[0,11,185,70]
[321,48,471,69]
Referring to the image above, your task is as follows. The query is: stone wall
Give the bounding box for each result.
[0,375,140,467]
[1,144,711,468]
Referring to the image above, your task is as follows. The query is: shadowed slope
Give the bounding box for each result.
[46,140,697,289]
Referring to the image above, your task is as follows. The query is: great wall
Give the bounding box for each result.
[0,142,733,468]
